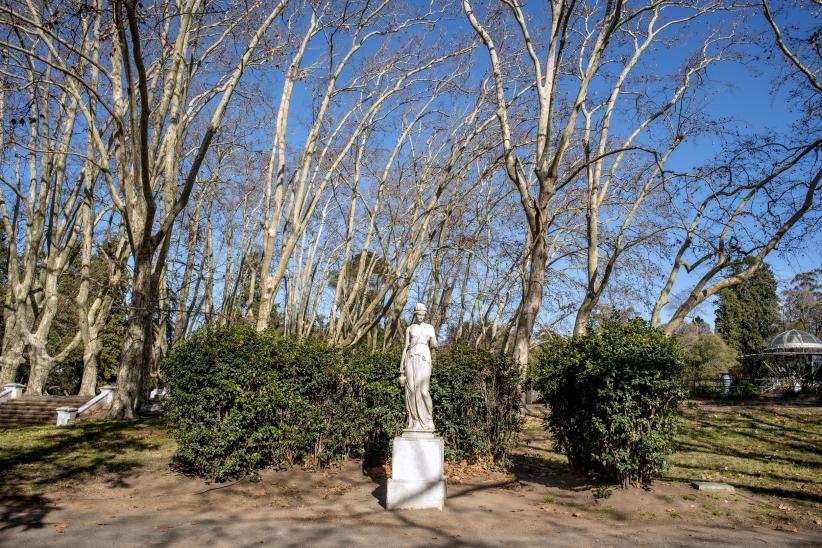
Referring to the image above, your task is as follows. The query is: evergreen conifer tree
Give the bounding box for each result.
[715,261,780,355]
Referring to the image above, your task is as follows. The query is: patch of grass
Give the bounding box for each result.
[543,495,556,504]
[513,417,568,467]
[702,503,722,517]
[668,406,822,517]
[0,417,175,495]
[593,487,612,499]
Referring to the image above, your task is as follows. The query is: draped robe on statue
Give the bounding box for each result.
[402,322,438,431]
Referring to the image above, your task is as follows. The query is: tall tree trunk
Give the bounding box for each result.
[0,319,26,385]
[25,341,54,394]
[78,334,101,396]
[573,299,596,338]
[512,228,547,372]
[109,247,154,418]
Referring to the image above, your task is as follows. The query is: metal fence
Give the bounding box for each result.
[686,374,819,397]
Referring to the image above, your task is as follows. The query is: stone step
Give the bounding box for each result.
[13,397,90,403]
[2,402,83,408]
[0,411,59,418]
[0,400,72,405]
[0,419,56,428]
[0,403,67,408]
[0,411,56,417]
[1,409,74,416]
[1,400,90,406]
[0,395,92,427]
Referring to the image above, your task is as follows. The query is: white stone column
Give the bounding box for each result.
[100,385,116,404]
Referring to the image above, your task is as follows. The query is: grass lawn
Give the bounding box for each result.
[0,417,175,496]
[516,402,822,530]
[669,404,822,519]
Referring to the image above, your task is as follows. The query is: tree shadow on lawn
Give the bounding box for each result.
[684,414,817,452]
[666,462,822,504]
[677,411,821,460]
[0,419,163,532]
[509,453,593,491]
[672,408,822,506]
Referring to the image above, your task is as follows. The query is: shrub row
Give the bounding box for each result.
[432,344,522,464]
[162,325,520,481]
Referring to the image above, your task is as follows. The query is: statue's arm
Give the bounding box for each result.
[429,324,438,349]
[400,327,410,373]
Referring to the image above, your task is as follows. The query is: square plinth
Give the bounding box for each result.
[386,434,446,510]
[391,435,444,482]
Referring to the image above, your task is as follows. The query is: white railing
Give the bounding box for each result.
[77,385,117,417]
[56,385,117,426]
[56,406,79,426]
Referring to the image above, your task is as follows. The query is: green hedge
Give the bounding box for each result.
[433,345,521,464]
[163,325,520,480]
[533,319,686,486]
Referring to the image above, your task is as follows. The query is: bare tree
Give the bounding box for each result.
[251,2,466,334]
[571,5,727,335]
[650,0,821,333]
[462,0,685,368]
[0,2,97,391]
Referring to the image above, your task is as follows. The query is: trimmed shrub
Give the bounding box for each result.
[533,319,686,486]
[163,326,520,480]
[162,326,287,480]
[432,345,522,465]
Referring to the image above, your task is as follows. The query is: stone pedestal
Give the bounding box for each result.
[56,407,78,426]
[386,432,446,510]
[1,383,25,402]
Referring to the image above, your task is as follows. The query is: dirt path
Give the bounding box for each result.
[3,458,820,547]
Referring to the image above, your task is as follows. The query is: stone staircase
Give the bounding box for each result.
[0,396,92,428]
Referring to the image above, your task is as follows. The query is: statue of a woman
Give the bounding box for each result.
[399,303,438,432]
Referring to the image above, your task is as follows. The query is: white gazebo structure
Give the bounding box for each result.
[764,329,822,355]
[745,329,822,392]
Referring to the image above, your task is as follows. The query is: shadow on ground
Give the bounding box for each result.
[0,494,57,532]
[0,419,163,531]
[364,465,388,508]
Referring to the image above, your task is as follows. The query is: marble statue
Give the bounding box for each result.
[387,302,446,510]
[399,303,438,432]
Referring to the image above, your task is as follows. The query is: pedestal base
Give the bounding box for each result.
[386,433,446,510]
[386,478,446,510]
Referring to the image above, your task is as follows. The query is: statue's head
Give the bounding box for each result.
[413,302,427,323]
